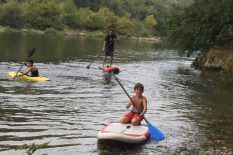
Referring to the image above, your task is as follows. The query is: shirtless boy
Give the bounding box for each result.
[20,59,39,77]
[120,83,147,126]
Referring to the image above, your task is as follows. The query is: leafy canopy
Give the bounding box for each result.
[166,0,233,56]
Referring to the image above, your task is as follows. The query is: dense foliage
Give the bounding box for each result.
[166,0,233,56]
[0,0,188,37]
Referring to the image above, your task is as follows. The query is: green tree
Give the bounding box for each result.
[0,0,25,28]
[166,0,233,56]
[86,12,105,30]
[63,0,79,28]
[144,15,157,29]
[97,7,118,29]
[24,0,64,30]
[116,14,133,35]
[76,8,92,28]
[74,0,101,11]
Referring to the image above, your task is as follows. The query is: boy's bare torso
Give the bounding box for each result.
[131,95,146,113]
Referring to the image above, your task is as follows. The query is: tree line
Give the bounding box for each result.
[0,0,179,37]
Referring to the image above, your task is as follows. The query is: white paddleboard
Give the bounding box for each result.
[98,122,150,144]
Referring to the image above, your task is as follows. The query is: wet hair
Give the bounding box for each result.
[27,59,34,64]
[134,83,144,92]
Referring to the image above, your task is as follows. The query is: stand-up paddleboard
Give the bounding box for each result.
[98,122,150,144]
[99,66,120,75]
[8,72,49,82]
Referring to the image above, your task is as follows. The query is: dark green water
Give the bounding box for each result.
[0,32,233,155]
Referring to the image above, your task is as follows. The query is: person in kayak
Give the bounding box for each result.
[102,29,118,67]
[120,83,147,126]
[20,59,39,77]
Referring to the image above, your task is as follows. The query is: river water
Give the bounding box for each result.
[0,32,233,155]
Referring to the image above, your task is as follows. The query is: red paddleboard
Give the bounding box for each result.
[99,66,120,74]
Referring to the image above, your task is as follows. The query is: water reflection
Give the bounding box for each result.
[0,32,156,63]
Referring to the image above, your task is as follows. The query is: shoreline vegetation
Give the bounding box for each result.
[192,47,233,75]
[166,0,233,75]
[0,26,161,42]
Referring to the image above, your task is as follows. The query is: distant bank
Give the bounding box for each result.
[0,26,161,43]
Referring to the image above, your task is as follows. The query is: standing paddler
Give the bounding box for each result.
[102,28,118,67]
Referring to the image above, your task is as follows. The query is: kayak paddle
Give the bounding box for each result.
[14,47,36,79]
[112,74,165,141]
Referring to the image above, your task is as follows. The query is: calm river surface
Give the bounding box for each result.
[0,32,233,155]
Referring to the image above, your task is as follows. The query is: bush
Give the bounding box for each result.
[45,27,58,34]
[0,0,25,28]
[63,0,79,28]
[97,7,118,29]
[24,0,64,30]
[86,12,105,30]
[76,8,92,29]
[116,14,133,35]
[131,19,149,37]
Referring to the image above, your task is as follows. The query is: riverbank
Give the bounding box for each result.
[0,26,161,43]
[192,47,233,75]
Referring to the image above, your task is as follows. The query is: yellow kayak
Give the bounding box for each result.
[8,72,49,82]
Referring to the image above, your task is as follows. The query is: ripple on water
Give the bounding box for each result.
[1,52,233,154]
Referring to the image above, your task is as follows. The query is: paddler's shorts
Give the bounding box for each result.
[124,111,143,123]
[105,49,114,57]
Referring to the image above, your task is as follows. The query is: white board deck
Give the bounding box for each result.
[98,122,150,144]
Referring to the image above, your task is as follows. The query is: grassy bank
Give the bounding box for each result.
[0,26,104,37]
[192,47,233,75]
[0,26,161,42]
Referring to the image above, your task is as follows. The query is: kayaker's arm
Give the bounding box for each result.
[20,68,31,76]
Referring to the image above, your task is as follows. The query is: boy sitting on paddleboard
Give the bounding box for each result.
[19,59,39,77]
[120,83,147,126]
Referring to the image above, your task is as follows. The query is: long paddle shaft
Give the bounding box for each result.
[86,53,100,69]
[112,74,165,141]
[13,47,36,79]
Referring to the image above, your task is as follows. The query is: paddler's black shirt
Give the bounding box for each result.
[104,34,117,50]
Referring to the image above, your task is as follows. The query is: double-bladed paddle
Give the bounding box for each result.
[13,47,36,79]
[112,74,165,141]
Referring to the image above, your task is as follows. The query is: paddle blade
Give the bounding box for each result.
[28,47,36,58]
[86,65,90,69]
[148,123,165,141]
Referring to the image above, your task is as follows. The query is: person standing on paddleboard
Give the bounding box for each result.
[102,29,118,67]
[120,83,147,126]
[19,59,39,77]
